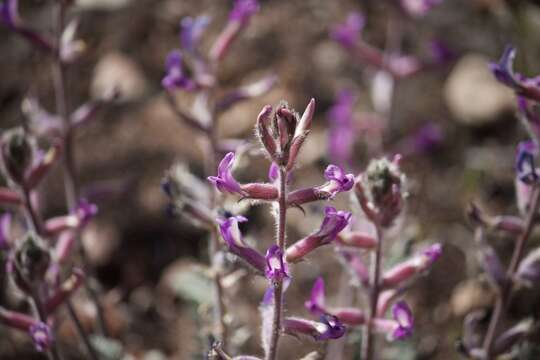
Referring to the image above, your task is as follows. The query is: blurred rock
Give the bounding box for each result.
[444,53,515,125]
[450,279,494,316]
[82,221,120,266]
[91,52,148,102]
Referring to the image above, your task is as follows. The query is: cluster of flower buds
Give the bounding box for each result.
[355,156,406,227]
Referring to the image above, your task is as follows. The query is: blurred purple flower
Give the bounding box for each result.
[315,314,346,340]
[180,16,210,53]
[229,0,259,25]
[218,215,266,272]
[328,90,356,166]
[400,0,443,17]
[330,12,364,49]
[0,212,11,250]
[161,50,196,91]
[429,40,454,64]
[422,243,442,266]
[305,277,325,315]
[268,162,279,183]
[29,322,52,352]
[265,245,289,283]
[0,0,18,29]
[516,140,538,185]
[489,46,520,88]
[412,123,443,154]
[208,152,244,194]
[76,199,98,225]
[391,301,414,340]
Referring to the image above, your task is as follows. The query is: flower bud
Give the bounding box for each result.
[356,156,406,227]
[1,127,35,184]
[11,232,51,293]
[0,187,21,205]
[287,98,315,170]
[336,231,377,249]
[382,243,442,288]
[29,322,53,352]
[273,102,298,166]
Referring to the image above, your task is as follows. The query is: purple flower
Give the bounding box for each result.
[161,50,196,91]
[268,162,279,183]
[29,322,52,352]
[229,0,259,25]
[315,314,346,341]
[218,216,266,272]
[411,123,443,154]
[0,212,11,250]
[331,12,364,49]
[76,199,98,225]
[208,152,244,194]
[391,301,414,340]
[319,164,355,197]
[489,46,520,88]
[305,277,325,315]
[422,243,442,266]
[265,245,289,283]
[328,90,356,166]
[285,206,351,262]
[0,0,18,29]
[317,206,352,243]
[516,140,538,185]
[180,16,210,53]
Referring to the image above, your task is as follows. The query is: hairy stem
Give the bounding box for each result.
[51,0,109,338]
[266,166,288,360]
[482,185,540,357]
[363,222,383,360]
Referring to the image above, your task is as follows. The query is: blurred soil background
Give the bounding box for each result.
[2,0,540,359]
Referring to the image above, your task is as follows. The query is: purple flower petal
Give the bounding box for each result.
[265,244,289,283]
[391,301,414,340]
[0,0,18,29]
[29,322,52,352]
[305,277,325,315]
[516,140,539,185]
[328,90,356,166]
[229,0,259,25]
[161,50,196,91]
[0,212,11,250]
[315,314,346,340]
[180,15,210,53]
[208,152,244,194]
[218,216,266,272]
[330,12,364,49]
[317,206,352,243]
[489,45,519,89]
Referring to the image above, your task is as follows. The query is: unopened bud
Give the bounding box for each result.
[357,156,406,227]
[11,232,50,293]
[1,127,35,184]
